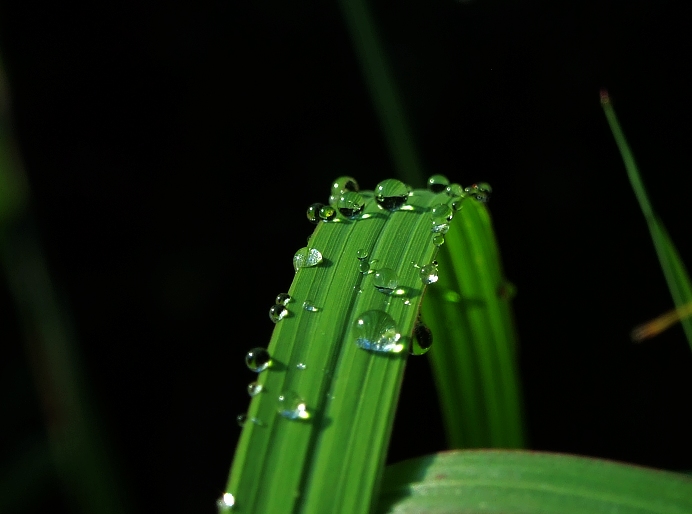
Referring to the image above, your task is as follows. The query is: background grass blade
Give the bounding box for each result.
[601,90,692,350]
[377,450,692,514]
[421,197,525,449]
[223,184,459,514]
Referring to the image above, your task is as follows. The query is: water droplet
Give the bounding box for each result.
[247,381,263,396]
[277,391,310,420]
[464,182,492,202]
[293,247,323,271]
[236,413,248,427]
[427,174,450,193]
[446,183,464,197]
[411,320,433,355]
[356,248,369,260]
[275,293,291,305]
[331,176,360,196]
[217,492,236,511]
[420,262,439,285]
[431,203,453,233]
[449,195,466,211]
[337,191,365,219]
[358,260,371,274]
[353,310,404,353]
[306,203,323,224]
[269,303,288,323]
[433,234,445,247]
[373,268,399,294]
[303,300,319,312]
[296,362,307,370]
[374,178,410,211]
[245,348,272,372]
[319,204,336,221]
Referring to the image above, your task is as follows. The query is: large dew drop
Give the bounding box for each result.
[420,262,439,285]
[269,303,288,323]
[431,203,453,233]
[275,293,291,305]
[216,492,236,512]
[337,191,365,219]
[374,178,410,211]
[373,267,399,294]
[245,348,272,372]
[293,247,323,271]
[277,391,310,420]
[353,310,404,353]
[427,174,450,193]
[331,176,359,196]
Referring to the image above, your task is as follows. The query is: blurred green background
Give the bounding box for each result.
[1,1,691,513]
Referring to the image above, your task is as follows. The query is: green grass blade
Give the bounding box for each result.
[421,197,525,449]
[222,183,460,514]
[601,90,692,349]
[377,450,692,514]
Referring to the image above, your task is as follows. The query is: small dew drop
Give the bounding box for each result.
[303,300,320,312]
[374,178,410,211]
[247,381,263,397]
[356,249,369,260]
[269,303,288,323]
[293,247,323,271]
[217,492,236,511]
[358,260,371,274]
[275,293,291,305]
[296,362,307,370]
[277,391,310,420]
[445,183,464,197]
[431,203,453,233]
[306,203,323,224]
[331,176,360,196]
[319,204,337,221]
[337,191,365,219]
[411,320,434,355]
[427,174,450,193]
[353,310,404,353]
[420,263,439,285]
[373,268,399,294]
[433,234,445,247]
[464,182,492,202]
[236,413,248,427]
[245,348,272,372]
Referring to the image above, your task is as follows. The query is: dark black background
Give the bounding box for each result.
[2,1,692,513]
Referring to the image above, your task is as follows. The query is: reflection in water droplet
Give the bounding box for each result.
[331,176,360,196]
[337,191,365,219]
[446,183,464,197]
[303,300,319,312]
[449,195,466,211]
[420,263,439,285]
[245,348,272,372]
[319,205,336,221]
[427,174,450,193]
[411,320,433,355]
[293,247,323,271]
[236,413,248,427]
[356,249,369,260]
[431,203,453,233]
[277,391,310,420]
[373,268,399,294]
[433,235,445,247]
[275,293,291,305]
[374,178,410,211]
[269,303,288,323]
[353,310,404,353]
[216,492,236,511]
[306,203,323,224]
[247,382,263,397]
[296,362,307,370]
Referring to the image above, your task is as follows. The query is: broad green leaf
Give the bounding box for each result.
[377,450,692,514]
[422,197,525,449]
[223,182,462,514]
[601,90,692,350]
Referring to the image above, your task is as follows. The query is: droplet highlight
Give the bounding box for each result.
[247,381,263,397]
[373,267,399,294]
[374,178,410,211]
[306,203,323,224]
[217,492,236,511]
[353,310,404,353]
[337,191,365,219]
[275,293,291,305]
[319,204,336,221]
[269,303,288,323]
[296,362,307,370]
[293,247,323,271]
[245,348,272,372]
[356,249,369,260]
[236,413,248,427]
[431,203,453,233]
[411,320,433,355]
[420,262,439,285]
[277,391,310,420]
[303,300,319,312]
[427,174,450,193]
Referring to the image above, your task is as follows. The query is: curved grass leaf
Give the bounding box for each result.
[601,90,692,350]
[223,185,460,514]
[421,198,525,449]
[377,450,692,514]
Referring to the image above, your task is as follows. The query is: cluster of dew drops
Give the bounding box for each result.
[221,176,491,511]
